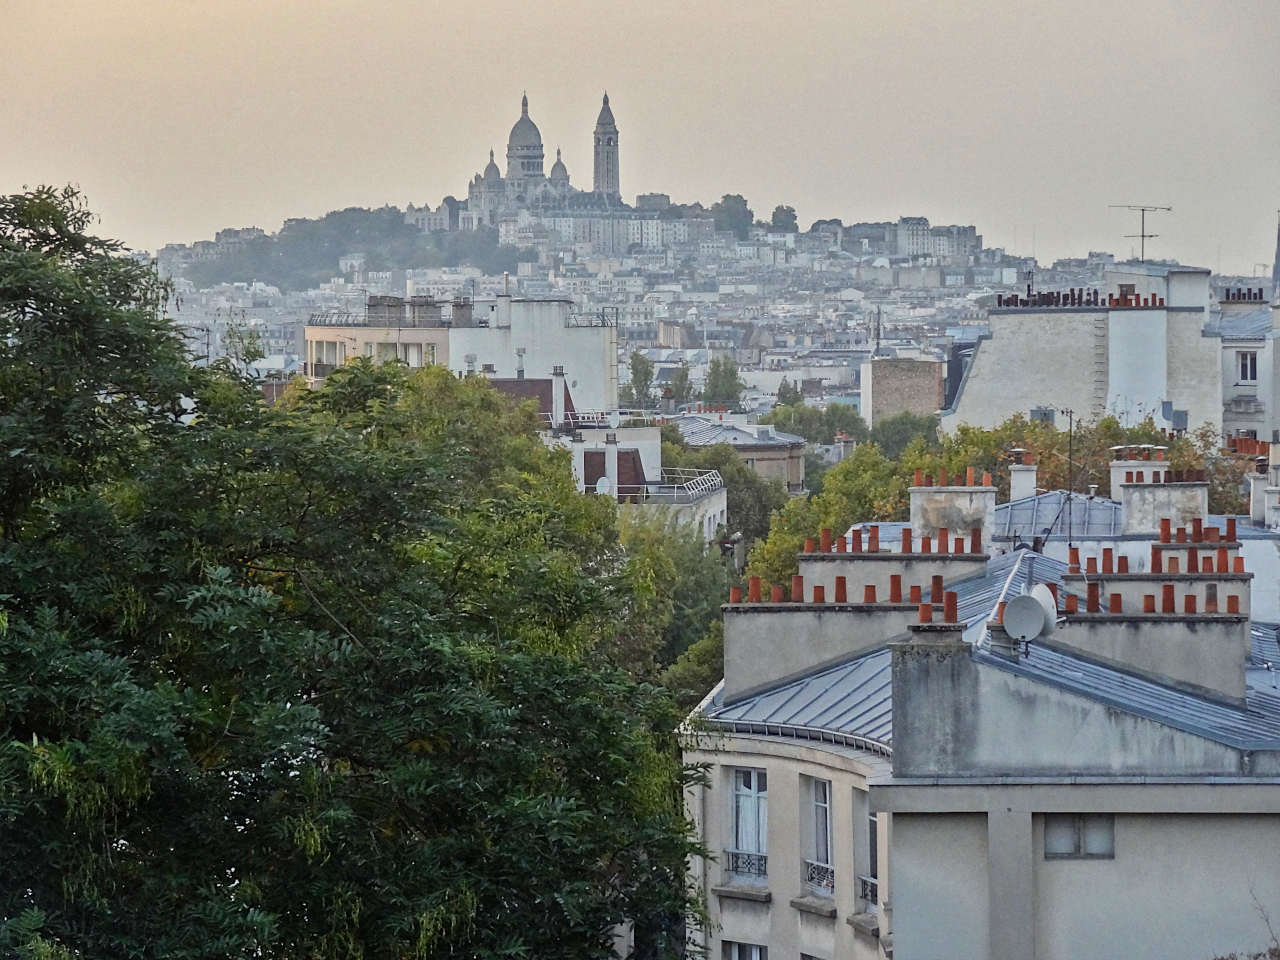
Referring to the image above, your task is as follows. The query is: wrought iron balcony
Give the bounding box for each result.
[803,859,835,895]
[724,849,767,879]
[857,873,879,905]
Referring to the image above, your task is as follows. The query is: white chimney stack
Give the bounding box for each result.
[605,431,619,495]
[571,430,585,492]
[551,364,566,429]
[1008,448,1037,502]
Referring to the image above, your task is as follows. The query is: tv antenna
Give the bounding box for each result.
[1109,204,1172,262]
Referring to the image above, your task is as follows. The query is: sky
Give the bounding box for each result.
[4,0,1278,274]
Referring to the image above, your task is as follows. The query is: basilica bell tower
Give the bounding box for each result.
[592,92,620,200]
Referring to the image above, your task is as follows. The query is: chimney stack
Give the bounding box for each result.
[604,431,619,496]
[551,364,566,429]
[1009,448,1038,501]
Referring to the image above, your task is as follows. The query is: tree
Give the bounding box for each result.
[870,411,940,459]
[710,194,753,240]
[614,511,734,675]
[703,356,744,409]
[770,204,798,233]
[777,377,804,406]
[761,402,868,445]
[668,364,693,405]
[0,189,702,959]
[662,427,786,546]
[626,350,656,408]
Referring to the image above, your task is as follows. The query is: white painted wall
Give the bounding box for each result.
[449,299,618,410]
[1106,309,1167,424]
[1034,813,1280,960]
[890,813,990,960]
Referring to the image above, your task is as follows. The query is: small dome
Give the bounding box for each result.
[508,93,543,149]
[483,149,501,181]
[549,147,568,181]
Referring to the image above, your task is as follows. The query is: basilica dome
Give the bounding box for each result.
[508,94,542,150]
[549,148,568,182]
[483,149,501,180]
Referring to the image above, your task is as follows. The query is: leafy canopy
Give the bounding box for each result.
[0,188,702,960]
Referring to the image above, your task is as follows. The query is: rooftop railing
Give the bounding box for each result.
[616,469,724,504]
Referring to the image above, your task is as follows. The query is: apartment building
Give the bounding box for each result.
[685,457,1280,960]
[304,294,619,411]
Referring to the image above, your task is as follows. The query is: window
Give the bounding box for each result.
[857,811,879,905]
[1239,351,1258,383]
[1044,813,1114,859]
[727,768,767,878]
[803,778,834,894]
[723,943,766,960]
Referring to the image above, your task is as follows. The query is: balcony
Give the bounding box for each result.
[857,873,879,905]
[724,849,767,880]
[803,859,835,896]
[616,469,724,505]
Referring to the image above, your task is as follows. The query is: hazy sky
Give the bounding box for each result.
[4,0,1278,273]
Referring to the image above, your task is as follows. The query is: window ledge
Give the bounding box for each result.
[789,895,837,918]
[847,911,880,937]
[712,884,772,903]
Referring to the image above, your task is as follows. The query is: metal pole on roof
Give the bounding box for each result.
[1059,407,1076,551]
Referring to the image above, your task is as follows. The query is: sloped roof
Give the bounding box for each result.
[1205,308,1274,339]
[698,548,1280,754]
[674,416,804,448]
[993,491,1124,541]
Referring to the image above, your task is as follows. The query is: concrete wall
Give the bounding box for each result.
[738,444,806,493]
[909,486,997,543]
[723,606,917,701]
[891,638,1256,777]
[944,311,1103,429]
[798,554,987,605]
[1106,309,1167,424]
[449,299,618,410]
[1046,614,1250,703]
[1119,481,1208,534]
[1066,570,1251,613]
[885,802,1280,960]
[1166,306,1222,431]
[1034,813,1280,960]
[890,813,990,960]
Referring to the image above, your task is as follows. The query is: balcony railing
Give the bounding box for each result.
[857,873,879,905]
[803,859,835,896]
[724,849,767,879]
[616,469,724,505]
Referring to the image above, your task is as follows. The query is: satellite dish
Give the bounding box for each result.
[595,477,613,496]
[1030,584,1058,636]
[608,411,621,429]
[1003,595,1046,642]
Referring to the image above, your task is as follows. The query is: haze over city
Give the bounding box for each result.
[5,0,1278,272]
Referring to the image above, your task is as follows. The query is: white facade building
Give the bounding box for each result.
[685,462,1280,960]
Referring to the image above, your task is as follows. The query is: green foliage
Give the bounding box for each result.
[662,620,725,710]
[614,511,733,676]
[745,410,1255,590]
[761,402,868,445]
[776,377,803,406]
[770,204,798,233]
[869,411,940,459]
[626,350,655,408]
[0,189,702,959]
[184,211,537,291]
[663,432,787,546]
[709,194,753,241]
[668,365,693,405]
[702,356,744,409]
[747,443,906,591]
